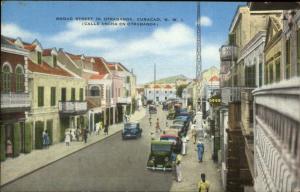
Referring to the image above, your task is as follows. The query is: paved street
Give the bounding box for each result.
[1,106,223,192]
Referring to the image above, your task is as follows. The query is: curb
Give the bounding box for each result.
[0,128,123,188]
[1,111,146,188]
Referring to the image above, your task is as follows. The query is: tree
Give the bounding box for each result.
[176,84,188,98]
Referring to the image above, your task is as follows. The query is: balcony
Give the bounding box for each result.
[220,45,238,61]
[221,87,241,104]
[117,97,131,104]
[1,92,31,111]
[58,101,87,115]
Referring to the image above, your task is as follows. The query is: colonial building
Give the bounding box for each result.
[249,2,300,192]
[1,36,31,160]
[144,83,176,103]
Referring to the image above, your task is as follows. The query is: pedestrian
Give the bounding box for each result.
[45,130,50,148]
[42,130,48,149]
[104,124,109,135]
[83,128,88,143]
[175,154,183,182]
[6,139,13,157]
[156,118,160,133]
[198,173,210,192]
[69,130,73,142]
[75,128,80,141]
[191,124,197,144]
[95,123,100,135]
[99,121,103,133]
[181,136,187,155]
[65,132,71,146]
[197,140,205,162]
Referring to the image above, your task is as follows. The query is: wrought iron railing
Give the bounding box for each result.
[1,92,31,108]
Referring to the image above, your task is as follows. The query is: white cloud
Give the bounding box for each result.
[197,16,213,27]
[1,23,39,40]
[49,20,127,43]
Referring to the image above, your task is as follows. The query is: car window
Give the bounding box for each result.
[152,144,171,152]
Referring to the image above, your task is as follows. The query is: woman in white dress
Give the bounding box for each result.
[65,132,71,146]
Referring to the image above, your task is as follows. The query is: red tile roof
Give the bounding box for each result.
[42,48,52,56]
[154,85,161,89]
[88,57,110,75]
[90,74,106,80]
[209,75,219,82]
[65,52,83,60]
[24,44,36,51]
[28,59,72,77]
[164,84,173,89]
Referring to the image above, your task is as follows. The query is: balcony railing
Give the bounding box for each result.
[1,92,31,109]
[117,97,131,104]
[221,87,255,105]
[58,101,87,114]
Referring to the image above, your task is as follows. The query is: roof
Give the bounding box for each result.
[160,134,178,138]
[42,48,52,56]
[23,44,37,51]
[164,84,173,89]
[28,59,72,77]
[154,85,161,89]
[209,75,220,82]
[1,36,28,53]
[65,52,83,60]
[248,2,300,11]
[90,74,106,80]
[91,57,110,75]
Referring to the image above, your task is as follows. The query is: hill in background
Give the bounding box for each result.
[147,74,190,84]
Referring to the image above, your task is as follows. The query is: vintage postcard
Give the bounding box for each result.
[1,1,300,192]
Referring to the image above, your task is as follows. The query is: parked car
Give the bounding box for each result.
[149,105,157,114]
[122,122,142,139]
[162,128,179,136]
[169,123,186,137]
[160,134,177,143]
[147,140,173,171]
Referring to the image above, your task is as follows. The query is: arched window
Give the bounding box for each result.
[90,86,100,96]
[15,66,24,92]
[2,64,12,93]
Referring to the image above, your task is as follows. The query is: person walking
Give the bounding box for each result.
[155,118,160,133]
[95,123,100,135]
[83,128,88,143]
[198,173,210,192]
[42,130,49,149]
[191,124,197,144]
[175,154,183,182]
[65,132,71,146]
[104,123,109,136]
[75,128,80,141]
[197,140,205,162]
[6,139,13,157]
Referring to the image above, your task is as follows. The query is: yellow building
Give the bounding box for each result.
[11,39,87,148]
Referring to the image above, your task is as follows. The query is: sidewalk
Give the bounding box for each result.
[0,108,146,186]
[169,131,224,192]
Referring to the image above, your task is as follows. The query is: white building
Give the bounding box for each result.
[144,83,176,103]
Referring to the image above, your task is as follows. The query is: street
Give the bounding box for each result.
[1,106,222,192]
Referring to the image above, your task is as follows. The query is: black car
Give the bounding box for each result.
[149,105,157,114]
[122,122,142,139]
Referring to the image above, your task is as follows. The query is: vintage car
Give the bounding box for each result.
[122,122,142,139]
[149,105,157,114]
[147,140,173,171]
[162,128,179,136]
[160,134,177,143]
[170,122,187,137]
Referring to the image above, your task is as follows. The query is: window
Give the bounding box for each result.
[2,65,11,93]
[165,91,167,94]
[229,33,236,45]
[275,58,280,82]
[148,91,151,94]
[286,39,291,79]
[265,64,268,85]
[156,91,159,94]
[38,86,44,107]
[91,86,100,96]
[297,29,300,76]
[80,88,83,101]
[126,76,130,83]
[71,88,76,101]
[259,61,263,87]
[37,51,42,64]
[53,55,57,67]
[61,88,66,102]
[16,66,24,92]
[269,64,273,84]
[245,65,256,87]
[51,87,56,106]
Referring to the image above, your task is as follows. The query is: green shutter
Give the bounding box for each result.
[24,122,32,153]
[80,88,83,101]
[0,125,6,161]
[51,87,56,106]
[13,123,20,157]
[71,88,75,101]
[38,87,44,107]
[35,121,44,149]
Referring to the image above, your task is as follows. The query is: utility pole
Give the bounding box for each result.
[154,63,156,104]
[196,2,202,112]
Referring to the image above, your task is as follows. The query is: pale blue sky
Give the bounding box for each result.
[2,1,245,84]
